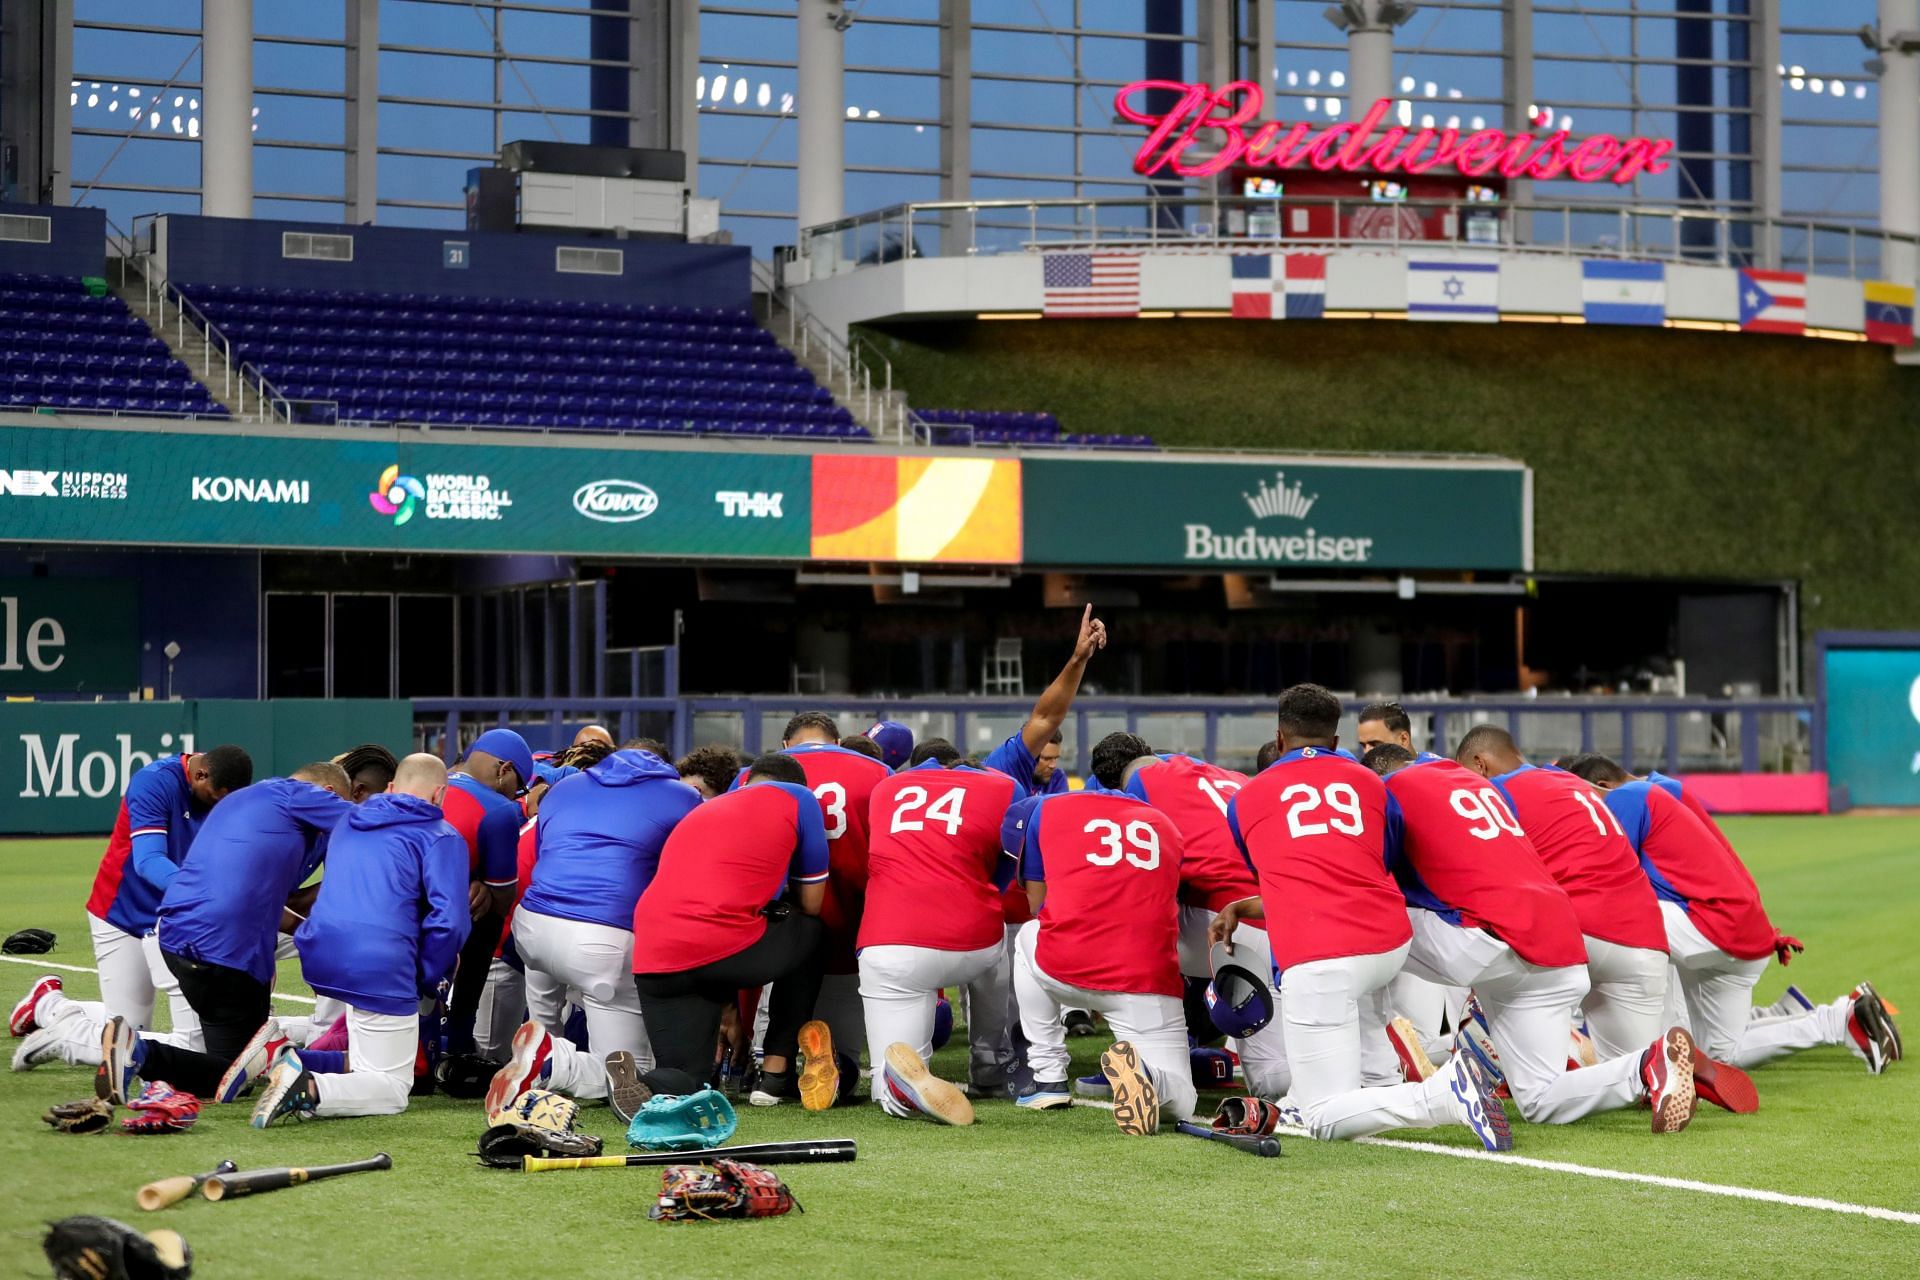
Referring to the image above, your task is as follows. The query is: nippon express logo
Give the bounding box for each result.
[0,469,129,500]
[369,464,511,525]
[573,479,658,523]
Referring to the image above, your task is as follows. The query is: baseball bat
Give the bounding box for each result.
[137,1160,238,1211]
[202,1153,392,1201]
[1175,1121,1281,1158]
[523,1138,856,1174]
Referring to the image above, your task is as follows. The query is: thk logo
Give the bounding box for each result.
[715,490,783,518]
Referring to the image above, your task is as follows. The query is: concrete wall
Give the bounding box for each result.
[0,202,106,277]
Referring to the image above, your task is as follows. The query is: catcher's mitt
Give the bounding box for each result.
[433,1052,502,1099]
[3,927,55,955]
[1211,1095,1282,1137]
[121,1083,201,1134]
[474,1122,603,1169]
[44,1097,115,1135]
[627,1087,738,1152]
[491,1086,578,1131]
[650,1159,799,1222]
[42,1216,191,1280]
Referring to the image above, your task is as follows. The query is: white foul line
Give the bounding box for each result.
[1083,1098,1919,1226]
[0,951,316,1005]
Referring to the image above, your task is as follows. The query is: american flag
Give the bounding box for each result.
[1042,253,1142,318]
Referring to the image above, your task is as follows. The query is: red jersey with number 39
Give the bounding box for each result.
[1023,792,1183,997]
[1493,764,1666,953]
[1227,748,1408,972]
[786,743,894,972]
[860,765,1020,953]
[1124,755,1259,918]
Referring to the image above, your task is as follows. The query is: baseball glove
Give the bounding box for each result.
[627,1087,738,1152]
[42,1216,192,1280]
[43,1097,115,1135]
[650,1159,799,1222]
[3,927,55,955]
[121,1083,201,1134]
[492,1086,578,1131]
[433,1052,502,1099]
[474,1122,603,1169]
[1212,1095,1283,1137]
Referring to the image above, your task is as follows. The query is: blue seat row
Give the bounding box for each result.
[271,370,830,402]
[1,393,226,416]
[187,283,758,324]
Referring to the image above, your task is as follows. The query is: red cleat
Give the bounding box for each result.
[1691,1051,1759,1113]
[1642,1027,1699,1135]
[9,975,61,1037]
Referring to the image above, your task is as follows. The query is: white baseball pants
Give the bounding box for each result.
[1012,920,1197,1124]
[512,909,652,1072]
[1660,902,1843,1066]
[1580,935,1669,1059]
[859,941,1010,1097]
[312,1008,417,1117]
[473,957,527,1062]
[1177,906,1291,1099]
[37,917,205,1065]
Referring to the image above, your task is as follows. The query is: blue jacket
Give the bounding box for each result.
[522,749,703,931]
[156,778,354,985]
[296,793,471,1016]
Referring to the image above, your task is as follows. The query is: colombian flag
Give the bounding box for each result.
[1863,280,1915,347]
[811,456,1022,563]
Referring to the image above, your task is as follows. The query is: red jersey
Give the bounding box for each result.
[1383,760,1586,970]
[1603,780,1776,960]
[785,743,893,973]
[440,773,520,887]
[1493,764,1666,953]
[496,817,539,960]
[859,765,1020,953]
[1124,755,1260,918]
[1019,791,1183,998]
[631,781,829,973]
[1227,748,1409,972]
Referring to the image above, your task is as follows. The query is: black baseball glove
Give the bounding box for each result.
[42,1216,192,1279]
[434,1052,504,1099]
[3,927,55,954]
[474,1122,604,1169]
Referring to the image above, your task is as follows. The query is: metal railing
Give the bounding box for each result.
[799,196,1917,284]
[752,257,907,442]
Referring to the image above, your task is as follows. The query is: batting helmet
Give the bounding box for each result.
[1205,939,1274,1037]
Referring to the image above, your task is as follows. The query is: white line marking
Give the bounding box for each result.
[0,952,316,1005]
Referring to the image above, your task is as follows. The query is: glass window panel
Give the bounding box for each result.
[257,44,347,94]
[499,110,591,144]
[847,21,937,68]
[255,144,343,197]
[972,126,1075,176]
[383,0,495,53]
[377,152,485,203]
[845,71,938,119]
[380,50,497,101]
[381,102,495,153]
[255,93,345,145]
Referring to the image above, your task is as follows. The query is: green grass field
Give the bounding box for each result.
[2,817,1916,1278]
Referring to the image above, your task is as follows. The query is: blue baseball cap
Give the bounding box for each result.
[1000,794,1044,857]
[468,728,535,792]
[1206,939,1275,1037]
[865,719,915,770]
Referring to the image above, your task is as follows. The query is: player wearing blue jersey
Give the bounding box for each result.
[441,728,532,1056]
[981,605,1107,793]
[252,755,472,1126]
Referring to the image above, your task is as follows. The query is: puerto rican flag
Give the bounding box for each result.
[1229,254,1327,319]
[1737,268,1806,335]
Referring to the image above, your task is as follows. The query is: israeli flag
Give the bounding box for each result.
[1408,258,1499,322]
[1583,261,1666,326]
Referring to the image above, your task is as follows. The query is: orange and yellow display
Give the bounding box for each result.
[810,455,1022,564]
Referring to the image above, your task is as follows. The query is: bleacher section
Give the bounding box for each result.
[916,407,1154,450]
[182,285,865,438]
[0,274,227,418]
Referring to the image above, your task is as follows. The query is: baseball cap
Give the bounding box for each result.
[1000,794,1044,858]
[1206,939,1275,1037]
[866,719,915,770]
[468,728,534,792]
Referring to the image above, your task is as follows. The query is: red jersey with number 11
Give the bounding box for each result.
[1124,755,1259,917]
[1020,792,1183,997]
[1227,748,1408,972]
[860,765,1020,953]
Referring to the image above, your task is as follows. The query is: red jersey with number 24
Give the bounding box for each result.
[860,764,1020,954]
[1021,792,1184,997]
[1227,748,1409,973]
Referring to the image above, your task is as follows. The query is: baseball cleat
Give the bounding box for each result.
[214,1017,287,1104]
[1075,1072,1112,1098]
[1063,1009,1097,1037]
[796,1019,840,1112]
[11,1019,70,1072]
[1014,1079,1072,1110]
[1691,1051,1759,1113]
[880,1043,975,1126]
[747,1069,798,1107]
[250,1055,317,1128]
[1847,986,1901,1074]
[1386,1015,1437,1082]
[97,1015,141,1105]
[1453,998,1508,1097]
[9,974,61,1036]
[1100,1040,1161,1136]
[604,1051,651,1123]
[1443,1051,1513,1152]
[485,1021,554,1121]
[1642,1027,1698,1134]
[1854,980,1901,1020]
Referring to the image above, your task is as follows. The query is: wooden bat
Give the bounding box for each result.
[524,1138,856,1173]
[137,1160,237,1211]
[202,1153,392,1201]
[1175,1121,1281,1157]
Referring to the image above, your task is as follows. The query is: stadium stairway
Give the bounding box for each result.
[112,271,246,420]
[759,288,905,441]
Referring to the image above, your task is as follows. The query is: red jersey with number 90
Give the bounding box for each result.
[1228,748,1408,972]
[860,765,1020,953]
[1024,792,1184,997]
[785,743,894,972]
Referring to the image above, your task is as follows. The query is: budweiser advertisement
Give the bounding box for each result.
[1116,81,1675,186]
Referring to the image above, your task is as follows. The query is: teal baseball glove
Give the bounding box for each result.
[627,1088,739,1152]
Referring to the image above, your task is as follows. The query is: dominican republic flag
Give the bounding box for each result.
[1229,254,1327,319]
[1041,253,1141,318]
[1408,258,1499,322]
[1582,260,1666,326]
[1737,268,1806,335]
[1863,280,1915,346]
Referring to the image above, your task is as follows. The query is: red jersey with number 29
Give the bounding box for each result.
[860,765,1020,953]
[1123,755,1259,917]
[1022,792,1184,997]
[785,743,894,972]
[1227,747,1408,973]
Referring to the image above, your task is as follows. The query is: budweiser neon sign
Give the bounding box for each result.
[1116,81,1675,186]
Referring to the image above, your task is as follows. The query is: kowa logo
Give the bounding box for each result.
[192,476,310,504]
[573,479,658,523]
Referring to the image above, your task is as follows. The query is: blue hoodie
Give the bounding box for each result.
[522,749,703,931]
[295,792,470,1016]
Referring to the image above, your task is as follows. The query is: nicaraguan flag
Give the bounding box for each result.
[1408,258,1499,322]
[1582,260,1666,326]
[1863,280,1915,346]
